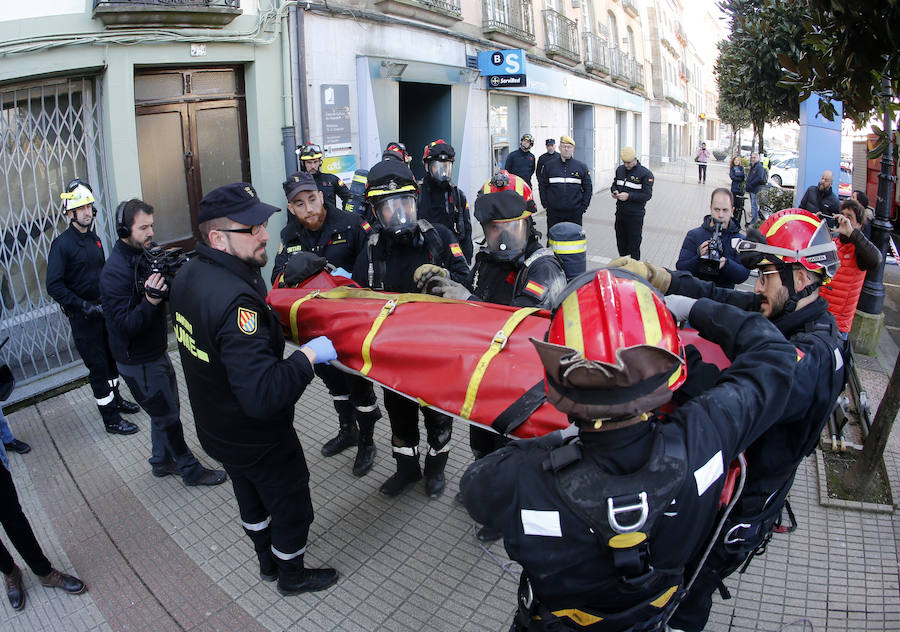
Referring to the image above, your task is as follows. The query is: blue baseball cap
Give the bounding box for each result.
[198,183,280,225]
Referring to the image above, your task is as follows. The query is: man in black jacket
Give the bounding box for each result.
[535,138,557,188]
[352,159,469,499]
[610,146,654,259]
[171,183,339,596]
[100,198,225,486]
[46,179,139,435]
[272,172,382,477]
[504,133,536,186]
[611,208,844,632]
[460,267,797,632]
[798,169,839,218]
[417,139,473,263]
[538,135,592,230]
[298,143,351,209]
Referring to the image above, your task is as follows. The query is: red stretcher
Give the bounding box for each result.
[266,272,732,439]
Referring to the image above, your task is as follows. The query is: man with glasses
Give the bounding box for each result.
[538,135,592,232]
[170,183,340,596]
[46,178,140,435]
[610,208,844,632]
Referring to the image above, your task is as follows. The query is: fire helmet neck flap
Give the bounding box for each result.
[530,268,687,423]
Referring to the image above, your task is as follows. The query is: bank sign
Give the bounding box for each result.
[477,49,527,88]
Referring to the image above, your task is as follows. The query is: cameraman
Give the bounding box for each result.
[100,199,226,486]
[676,188,750,289]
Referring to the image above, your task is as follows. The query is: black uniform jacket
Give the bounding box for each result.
[314,171,352,209]
[536,151,556,183]
[271,203,371,284]
[798,185,839,217]
[100,240,167,365]
[538,156,593,218]
[418,176,473,263]
[504,148,536,184]
[46,224,105,315]
[469,240,565,309]
[611,161,654,215]
[675,216,750,289]
[351,224,470,293]
[668,271,844,509]
[460,299,796,613]
[170,244,314,467]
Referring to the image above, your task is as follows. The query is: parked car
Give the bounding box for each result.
[838,167,852,199]
[769,157,799,188]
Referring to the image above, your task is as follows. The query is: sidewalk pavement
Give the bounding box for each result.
[2,163,899,631]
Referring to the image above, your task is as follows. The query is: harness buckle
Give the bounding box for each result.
[723,522,752,545]
[384,299,397,315]
[492,329,509,350]
[607,491,649,533]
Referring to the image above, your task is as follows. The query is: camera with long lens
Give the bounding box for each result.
[136,243,192,300]
[698,220,725,277]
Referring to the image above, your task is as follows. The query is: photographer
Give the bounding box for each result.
[100,199,226,487]
[676,188,750,289]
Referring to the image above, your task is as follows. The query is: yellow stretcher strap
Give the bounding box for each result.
[288,290,320,343]
[360,299,397,375]
[460,307,539,419]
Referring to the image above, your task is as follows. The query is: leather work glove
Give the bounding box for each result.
[282,251,327,287]
[664,295,697,325]
[424,277,472,301]
[81,300,103,318]
[302,336,337,364]
[413,264,449,292]
[608,256,672,294]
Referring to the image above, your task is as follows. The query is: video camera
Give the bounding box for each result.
[698,220,725,277]
[136,243,192,300]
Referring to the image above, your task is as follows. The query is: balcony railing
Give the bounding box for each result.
[374,0,462,27]
[633,62,645,89]
[609,47,629,81]
[622,0,639,18]
[483,0,536,46]
[93,0,241,27]
[542,9,579,63]
[582,33,610,75]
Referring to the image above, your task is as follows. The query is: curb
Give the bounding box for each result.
[814,448,896,514]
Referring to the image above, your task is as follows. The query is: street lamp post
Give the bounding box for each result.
[857,72,895,315]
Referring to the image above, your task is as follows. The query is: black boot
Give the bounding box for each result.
[424,451,449,499]
[4,565,24,611]
[321,401,358,457]
[476,525,504,543]
[275,555,338,596]
[99,403,139,435]
[113,385,140,414]
[379,452,422,497]
[352,421,377,477]
[245,527,278,582]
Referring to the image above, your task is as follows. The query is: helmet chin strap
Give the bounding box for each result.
[777,264,819,315]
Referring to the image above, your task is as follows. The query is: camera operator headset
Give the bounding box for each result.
[115,199,168,305]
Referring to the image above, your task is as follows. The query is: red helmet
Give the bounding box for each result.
[479,170,534,202]
[737,208,839,279]
[531,268,686,422]
[422,139,455,162]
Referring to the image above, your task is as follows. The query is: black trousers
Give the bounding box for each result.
[224,439,314,558]
[698,163,708,182]
[69,314,117,402]
[382,389,452,453]
[0,465,51,577]
[315,364,379,432]
[614,212,645,260]
[117,355,200,475]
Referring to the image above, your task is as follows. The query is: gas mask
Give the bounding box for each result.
[483,217,528,262]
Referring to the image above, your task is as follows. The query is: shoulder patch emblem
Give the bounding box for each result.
[449,243,463,258]
[524,280,547,297]
[237,307,258,335]
[795,347,806,362]
[361,221,372,232]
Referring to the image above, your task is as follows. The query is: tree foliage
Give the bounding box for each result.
[715,0,816,152]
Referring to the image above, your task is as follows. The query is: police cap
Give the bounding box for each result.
[283,171,318,201]
[198,183,280,225]
[365,159,419,200]
[473,189,530,223]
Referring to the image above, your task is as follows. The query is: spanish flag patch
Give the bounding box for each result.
[524,280,546,298]
[795,347,805,362]
[450,243,463,258]
[361,221,372,232]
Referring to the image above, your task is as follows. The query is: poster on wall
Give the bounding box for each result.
[321,84,352,152]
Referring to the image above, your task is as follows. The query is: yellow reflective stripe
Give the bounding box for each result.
[352,174,367,184]
[514,178,524,195]
[289,291,320,343]
[482,182,492,194]
[367,184,417,198]
[560,291,584,354]
[491,212,533,223]
[649,585,679,608]
[549,238,587,254]
[460,307,539,419]
[634,282,662,346]
[765,212,819,238]
[360,299,397,376]
[549,609,604,626]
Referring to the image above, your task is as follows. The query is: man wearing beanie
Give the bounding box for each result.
[611,146,654,259]
[537,135,592,231]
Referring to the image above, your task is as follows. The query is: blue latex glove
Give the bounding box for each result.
[303,335,337,364]
[331,267,352,279]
